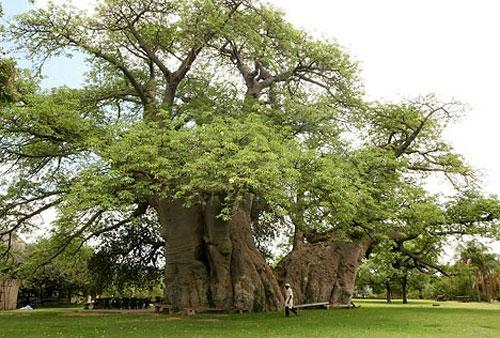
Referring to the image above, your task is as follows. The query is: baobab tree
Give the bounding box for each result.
[2,0,499,312]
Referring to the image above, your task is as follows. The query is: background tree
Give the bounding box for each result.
[276,98,500,306]
[457,241,500,302]
[19,240,94,306]
[356,257,436,302]
[355,253,399,303]
[433,262,479,301]
[88,210,164,295]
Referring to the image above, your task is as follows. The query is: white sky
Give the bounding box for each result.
[31,0,500,254]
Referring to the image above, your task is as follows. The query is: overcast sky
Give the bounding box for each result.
[4,0,500,253]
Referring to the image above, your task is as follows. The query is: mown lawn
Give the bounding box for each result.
[1,299,499,338]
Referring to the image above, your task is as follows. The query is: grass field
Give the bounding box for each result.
[1,299,499,338]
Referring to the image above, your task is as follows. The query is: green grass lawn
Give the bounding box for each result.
[1,299,499,338]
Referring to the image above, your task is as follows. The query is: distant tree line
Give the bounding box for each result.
[356,240,500,303]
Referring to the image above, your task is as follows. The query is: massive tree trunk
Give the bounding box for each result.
[0,279,20,311]
[275,238,370,306]
[155,194,283,312]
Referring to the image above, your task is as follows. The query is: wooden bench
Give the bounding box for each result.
[436,294,448,301]
[295,302,330,310]
[295,302,360,310]
[154,303,174,314]
[327,303,360,309]
[455,296,471,302]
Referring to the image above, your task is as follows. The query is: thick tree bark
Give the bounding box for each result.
[401,274,408,304]
[155,194,283,312]
[275,239,370,306]
[156,199,209,309]
[0,279,20,310]
[481,271,492,302]
[385,281,392,303]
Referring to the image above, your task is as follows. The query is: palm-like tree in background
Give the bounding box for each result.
[458,241,500,302]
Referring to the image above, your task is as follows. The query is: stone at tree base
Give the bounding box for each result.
[184,308,196,316]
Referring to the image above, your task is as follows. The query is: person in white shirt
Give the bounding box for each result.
[284,283,298,316]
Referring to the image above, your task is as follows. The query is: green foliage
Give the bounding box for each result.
[19,239,95,299]
[0,234,26,279]
[433,263,480,300]
[368,241,500,302]
[101,113,301,211]
[87,211,164,295]
[0,249,19,278]
[0,58,36,104]
[407,272,435,299]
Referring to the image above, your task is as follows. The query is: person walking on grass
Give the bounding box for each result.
[284,283,298,317]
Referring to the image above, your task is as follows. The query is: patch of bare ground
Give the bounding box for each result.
[115,317,183,323]
[0,312,30,317]
[60,309,157,317]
